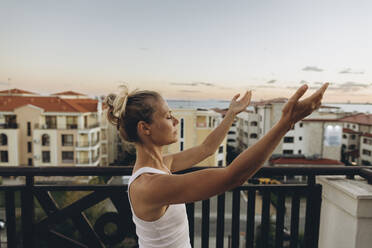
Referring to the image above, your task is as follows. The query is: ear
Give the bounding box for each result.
[137,121,151,136]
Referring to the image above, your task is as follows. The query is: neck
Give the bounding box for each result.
[135,143,165,170]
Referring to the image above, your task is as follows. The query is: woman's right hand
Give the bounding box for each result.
[280,83,329,130]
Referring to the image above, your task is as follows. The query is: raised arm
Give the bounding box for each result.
[165,91,252,172]
[141,83,328,206]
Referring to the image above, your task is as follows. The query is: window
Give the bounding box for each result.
[228,131,236,135]
[180,118,184,138]
[27,142,32,153]
[362,149,371,156]
[27,122,31,136]
[227,139,235,142]
[62,134,74,146]
[250,133,258,139]
[62,151,74,163]
[299,123,303,128]
[250,121,258,126]
[352,125,356,129]
[45,116,57,129]
[349,144,356,150]
[42,151,51,163]
[42,134,50,146]
[347,124,350,128]
[299,136,302,141]
[28,158,32,166]
[0,134,7,145]
[284,137,294,143]
[218,146,223,153]
[0,151,8,162]
[361,160,371,166]
[343,134,347,139]
[351,135,356,140]
[218,160,223,167]
[365,138,372,145]
[283,150,294,155]
[298,150,302,154]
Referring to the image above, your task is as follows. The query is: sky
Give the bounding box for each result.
[1,0,372,102]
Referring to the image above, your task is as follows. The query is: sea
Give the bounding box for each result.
[167,99,372,114]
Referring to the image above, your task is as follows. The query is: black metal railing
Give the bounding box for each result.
[0,166,371,248]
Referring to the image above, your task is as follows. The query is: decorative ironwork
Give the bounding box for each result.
[0,166,371,247]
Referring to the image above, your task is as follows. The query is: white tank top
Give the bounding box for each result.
[127,167,192,248]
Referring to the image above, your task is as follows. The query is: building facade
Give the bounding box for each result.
[162,108,227,167]
[0,89,114,167]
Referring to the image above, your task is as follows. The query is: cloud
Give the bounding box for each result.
[302,66,324,72]
[251,85,277,89]
[194,81,215,87]
[170,82,198,86]
[338,81,370,88]
[330,81,371,92]
[178,90,201,93]
[170,81,216,87]
[0,82,10,86]
[139,47,149,51]
[266,80,276,84]
[339,68,364,74]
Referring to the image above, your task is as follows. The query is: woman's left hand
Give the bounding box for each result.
[229,91,252,115]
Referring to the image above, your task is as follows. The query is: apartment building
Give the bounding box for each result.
[0,88,112,167]
[235,111,260,151]
[339,113,372,165]
[163,108,227,167]
[232,98,347,161]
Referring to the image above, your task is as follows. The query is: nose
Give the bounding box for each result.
[173,116,179,126]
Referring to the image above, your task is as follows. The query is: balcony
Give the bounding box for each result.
[75,139,100,148]
[34,123,57,129]
[66,124,78,129]
[0,166,371,247]
[0,123,18,129]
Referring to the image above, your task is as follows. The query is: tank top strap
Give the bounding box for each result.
[128,167,168,187]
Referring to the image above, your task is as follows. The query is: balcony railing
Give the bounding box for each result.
[76,139,100,148]
[34,123,57,129]
[0,123,18,129]
[0,166,371,248]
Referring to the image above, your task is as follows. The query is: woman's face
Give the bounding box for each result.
[148,97,179,146]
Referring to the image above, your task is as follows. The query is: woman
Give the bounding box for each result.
[105,83,328,248]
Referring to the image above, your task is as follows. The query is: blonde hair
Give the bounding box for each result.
[104,85,161,143]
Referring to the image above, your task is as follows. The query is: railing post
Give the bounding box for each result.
[201,199,210,248]
[216,193,225,248]
[5,190,16,248]
[21,176,34,248]
[304,184,322,248]
[231,189,241,248]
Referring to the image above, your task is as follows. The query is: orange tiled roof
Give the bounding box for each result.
[343,128,361,134]
[302,118,340,122]
[0,95,97,113]
[52,91,86,96]
[362,133,372,138]
[339,113,372,125]
[253,97,288,106]
[0,88,38,95]
[270,157,344,165]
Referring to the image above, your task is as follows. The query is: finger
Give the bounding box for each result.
[232,93,240,101]
[310,82,329,100]
[241,90,251,102]
[289,84,308,103]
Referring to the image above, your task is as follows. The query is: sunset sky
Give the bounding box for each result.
[1,0,372,102]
